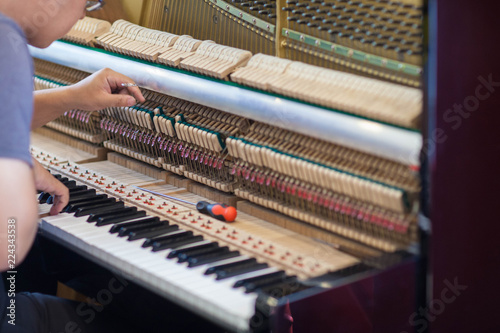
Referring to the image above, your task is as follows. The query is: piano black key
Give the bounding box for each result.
[88,206,137,222]
[70,196,115,207]
[233,270,286,288]
[243,273,291,293]
[75,201,125,217]
[187,247,240,267]
[69,188,96,198]
[95,210,147,226]
[67,193,107,206]
[117,220,165,237]
[185,246,229,262]
[215,262,268,280]
[141,228,184,248]
[170,242,219,260]
[177,245,219,263]
[61,180,77,188]
[205,258,257,275]
[49,189,97,204]
[146,230,191,247]
[128,225,179,241]
[63,195,109,212]
[152,232,202,252]
[257,276,304,296]
[166,235,204,250]
[38,192,51,204]
[109,217,160,233]
[68,185,89,193]
[67,197,117,213]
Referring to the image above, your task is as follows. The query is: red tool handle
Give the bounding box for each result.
[196,201,237,222]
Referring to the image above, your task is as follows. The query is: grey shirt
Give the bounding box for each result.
[0,11,34,167]
[0,11,34,324]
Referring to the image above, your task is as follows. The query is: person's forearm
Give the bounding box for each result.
[32,87,76,129]
[0,159,38,270]
[32,69,144,129]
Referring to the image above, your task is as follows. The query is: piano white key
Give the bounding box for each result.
[42,214,90,246]
[38,197,52,215]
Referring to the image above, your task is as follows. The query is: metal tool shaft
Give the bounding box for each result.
[133,186,195,206]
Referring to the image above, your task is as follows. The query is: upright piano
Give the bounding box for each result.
[26,0,464,332]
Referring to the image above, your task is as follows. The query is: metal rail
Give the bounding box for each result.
[29,41,422,166]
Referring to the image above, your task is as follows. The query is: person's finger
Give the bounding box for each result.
[101,91,137,108]
[49,183,69,215]
[112,83,144,102]
[50,195,67,215]
[124,86,145,103]
[104,70,145,103]
[116,86,144,101]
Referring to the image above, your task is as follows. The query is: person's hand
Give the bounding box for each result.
[67,68,146,111]
[33,159,69,215]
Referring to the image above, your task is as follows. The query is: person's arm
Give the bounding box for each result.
[32,68,145,129]
[0,159,38,271]
[0,157,70,271]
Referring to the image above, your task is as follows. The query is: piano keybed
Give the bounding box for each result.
[31,132,99,164]
[33,147,358,279]
[33,145,360,332]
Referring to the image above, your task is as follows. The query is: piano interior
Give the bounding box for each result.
[30,1,425,332]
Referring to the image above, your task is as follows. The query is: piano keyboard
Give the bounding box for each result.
[33,147,359,332]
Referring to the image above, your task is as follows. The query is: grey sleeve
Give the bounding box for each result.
[0,19,34,167]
